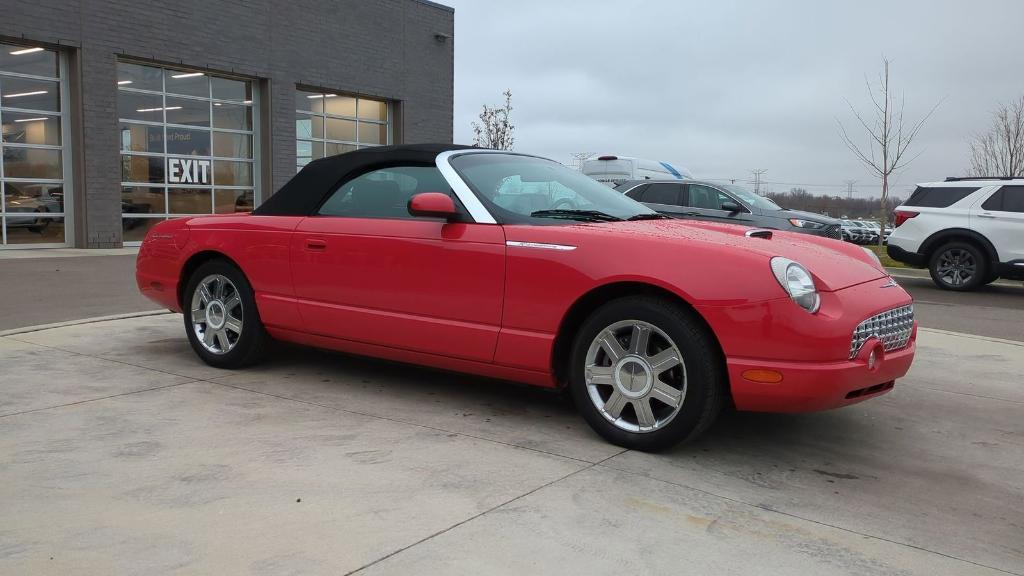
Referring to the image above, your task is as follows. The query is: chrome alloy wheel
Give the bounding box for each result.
[936,248,976,287]
[584,320,686,433]
[190,274,244,355]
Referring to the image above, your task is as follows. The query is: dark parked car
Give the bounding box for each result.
[615,180,842,240]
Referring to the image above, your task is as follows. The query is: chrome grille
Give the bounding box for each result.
[849,304,914,359]
[823,224,842,240]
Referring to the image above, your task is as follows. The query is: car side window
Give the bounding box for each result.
[984,186,1024,213]
[623,184,648,200]
[319,165,460,219]
[641,183,680,206]
[687,184,727,210]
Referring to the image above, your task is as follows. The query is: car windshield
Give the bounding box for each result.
[718,183,782,211]
[450,153,657,224]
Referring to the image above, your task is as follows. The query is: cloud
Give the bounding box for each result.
[439,0,1024,198]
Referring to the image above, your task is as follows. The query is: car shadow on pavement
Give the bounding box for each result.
[244,340,861,461]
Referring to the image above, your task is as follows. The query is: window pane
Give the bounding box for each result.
[643,184,679,205]
[164,69,209,98]
[122,217,164,242]
[324,95,357,117]
[295,113,322,139]
[3,147,62,179]
[211,77,251,102]
[120,123,164,153]
[121,154,164,183]
[0,77,60,112]
[212,102,251,130]
[214,189,254,213]
[687,185,724,209]
[0,43,58,77]
[319,166,448,218]
[213,131,252,159]
[122,186,164,215]
[325,142,356,157]
[358,99,387,121]
[4,181,64,213]
[165,96,210,127]
[359,122,387,145]
[214,160,253,186]
[999,186,1024,213]
[297,140,317,169]
[166,127,211,156]
[116,62,163,91]
[168,187,211,214]
[296,90,325,113]
[4,217,64,244]
[904,186,978,208]
[117,91,164,122]
[2,112,61,145]
[326,118,356,142]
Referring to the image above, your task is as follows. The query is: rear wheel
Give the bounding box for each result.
[929,242,987,291]
[183,259,268,368]
[568,296,724,451]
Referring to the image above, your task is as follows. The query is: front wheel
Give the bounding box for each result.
[568,296,725,451]
[183,259,268,368]
[929,242,987,291]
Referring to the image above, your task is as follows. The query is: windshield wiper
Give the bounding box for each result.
[530,209,623,222]
[626,213,672,221]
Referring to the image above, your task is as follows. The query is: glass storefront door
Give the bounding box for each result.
[117,61,258,243]
[0,42,71,247]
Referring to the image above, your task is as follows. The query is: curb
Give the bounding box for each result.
[917,327,1023,347]
[0,310,172,337]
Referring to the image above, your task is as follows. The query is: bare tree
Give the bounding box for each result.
[968,96,1024,177]
[471,89,515,150]
[837,59,939,245]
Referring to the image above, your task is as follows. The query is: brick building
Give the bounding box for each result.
[0,0,454,248]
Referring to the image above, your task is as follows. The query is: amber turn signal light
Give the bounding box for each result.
[742,369,784,383]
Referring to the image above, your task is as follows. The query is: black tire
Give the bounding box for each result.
[182,259,268,368]
[928,241,987,292]
[568,296,725,451]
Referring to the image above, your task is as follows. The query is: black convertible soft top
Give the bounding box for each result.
[253,143,478,216]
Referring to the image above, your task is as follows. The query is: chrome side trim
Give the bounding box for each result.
[506,241,577,251]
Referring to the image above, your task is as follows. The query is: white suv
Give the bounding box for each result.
[887,178,1024,291]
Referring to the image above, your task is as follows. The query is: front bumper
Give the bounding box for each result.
[728,331,916,412]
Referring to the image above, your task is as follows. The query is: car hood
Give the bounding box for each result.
[512,219,886,292]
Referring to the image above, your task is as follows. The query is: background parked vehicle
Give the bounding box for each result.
[887,177,1024,291]
[3,183,63,233]
[581,155,693,188]
[616,179,842,239]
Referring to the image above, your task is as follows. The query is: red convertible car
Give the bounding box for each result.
[137,144,916,450]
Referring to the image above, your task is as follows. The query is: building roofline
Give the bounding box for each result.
[410,0,454,13]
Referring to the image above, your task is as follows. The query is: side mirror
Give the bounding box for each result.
[408,192,459,220]
[720,201,742,213]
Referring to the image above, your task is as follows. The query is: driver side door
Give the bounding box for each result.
[682,183,758,226]
[290,164,506,362]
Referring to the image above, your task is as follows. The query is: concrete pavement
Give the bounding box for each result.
[1,314,1021,575]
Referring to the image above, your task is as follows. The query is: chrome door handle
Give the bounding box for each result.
[977,213,996,218]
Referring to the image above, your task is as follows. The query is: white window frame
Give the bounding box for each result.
[117,60,260,245]
[0,47,73,248]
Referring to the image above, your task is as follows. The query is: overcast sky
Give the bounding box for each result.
[437,0,1024,199]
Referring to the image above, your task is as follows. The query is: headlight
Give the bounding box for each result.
[788,218,824,229]
[861,246,882,268]
[770,257,821,313]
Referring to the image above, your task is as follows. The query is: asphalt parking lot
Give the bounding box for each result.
[1,314,1021,574]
